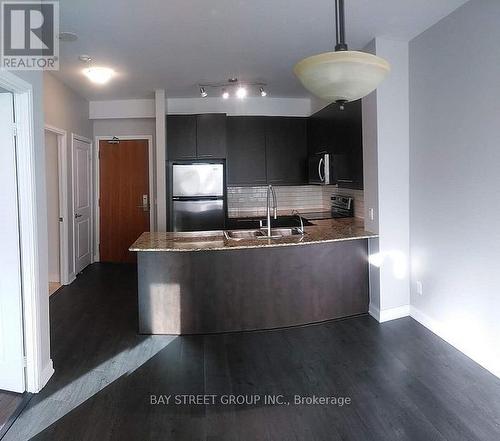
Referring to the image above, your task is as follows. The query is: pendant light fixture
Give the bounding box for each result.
[294,0,390,108]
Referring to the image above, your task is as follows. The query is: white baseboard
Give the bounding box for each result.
[410,306,500,379]
[369,304,410,323]
[64,272,76,285]
[36,359,54,392]
[368,303,380,321]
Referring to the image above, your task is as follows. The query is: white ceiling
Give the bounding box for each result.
[55,0,468,100]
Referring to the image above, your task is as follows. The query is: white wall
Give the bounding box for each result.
[93,118,156,138]
[409,0,500,377]
[43,73,93,279]
[155,89,167,231]
[90,97,313,118]
[362,38,410,321]
[167,97,312,117]
[362,40,379,234]
[44,131,60,283]
[89,99,155,119]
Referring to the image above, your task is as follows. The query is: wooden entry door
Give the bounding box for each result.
[99,139,150,263]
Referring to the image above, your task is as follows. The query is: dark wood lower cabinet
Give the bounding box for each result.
[137,240,369,334]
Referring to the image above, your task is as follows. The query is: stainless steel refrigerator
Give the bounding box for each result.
[170,162,226,231]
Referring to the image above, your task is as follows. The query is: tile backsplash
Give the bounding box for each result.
[227,185,365,219]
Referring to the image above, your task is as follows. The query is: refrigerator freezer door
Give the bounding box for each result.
[172,163,224,197]
[172,199,225,231]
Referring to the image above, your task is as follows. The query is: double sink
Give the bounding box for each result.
[224,227,304,241]
[224,215,312,241]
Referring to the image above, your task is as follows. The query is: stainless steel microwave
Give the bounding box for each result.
[308,153,336,185]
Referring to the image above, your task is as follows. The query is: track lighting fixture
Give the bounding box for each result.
[198,79,267,99]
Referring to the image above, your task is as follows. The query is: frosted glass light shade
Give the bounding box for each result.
[294,50,390,102]
[82,66,115,84]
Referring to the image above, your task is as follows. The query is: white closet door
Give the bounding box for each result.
[0,91,25,392]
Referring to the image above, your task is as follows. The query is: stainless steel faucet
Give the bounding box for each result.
[265,185,277,237]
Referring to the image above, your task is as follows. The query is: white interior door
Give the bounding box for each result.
[0,90,25,392]
[72,137,92,274]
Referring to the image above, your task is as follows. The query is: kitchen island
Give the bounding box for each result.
[130,218,377,335]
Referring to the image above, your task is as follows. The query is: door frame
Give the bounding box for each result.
[0,71,53,392]
[44,125,71,285]
[71,133,94,273]
[94,135,155,262]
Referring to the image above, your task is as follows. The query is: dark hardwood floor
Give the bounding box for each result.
[3,263,500,440]
[0,390,27,439]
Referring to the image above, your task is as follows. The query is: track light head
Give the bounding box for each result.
[236,86,247,99]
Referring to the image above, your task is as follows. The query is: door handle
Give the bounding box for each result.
[75,213,82,219]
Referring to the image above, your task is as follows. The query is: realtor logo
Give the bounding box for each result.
[1,1,59,70]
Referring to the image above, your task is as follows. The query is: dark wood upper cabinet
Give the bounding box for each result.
[167,114,227,160]
[266,117,307,185]
[166,115,197,160]
[308,101,363,189]
[196,114,227,159]
[227,117,267,185]
[166,108,361,187]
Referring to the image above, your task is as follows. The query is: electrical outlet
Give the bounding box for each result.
[368,208,374,221]
[416,281,423,296]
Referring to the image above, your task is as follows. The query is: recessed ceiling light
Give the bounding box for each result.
[222,89,229,99]
[83,67,115,84]
[260,87,267,97]
[59,32,78,42]
[236,86,247,99]
[200,86,208,98]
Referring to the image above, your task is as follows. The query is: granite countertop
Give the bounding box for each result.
[129,218,378,252]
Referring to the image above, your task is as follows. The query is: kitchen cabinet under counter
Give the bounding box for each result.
[130,218,377,335]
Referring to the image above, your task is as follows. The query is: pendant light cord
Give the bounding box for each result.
[335,0,348,51]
